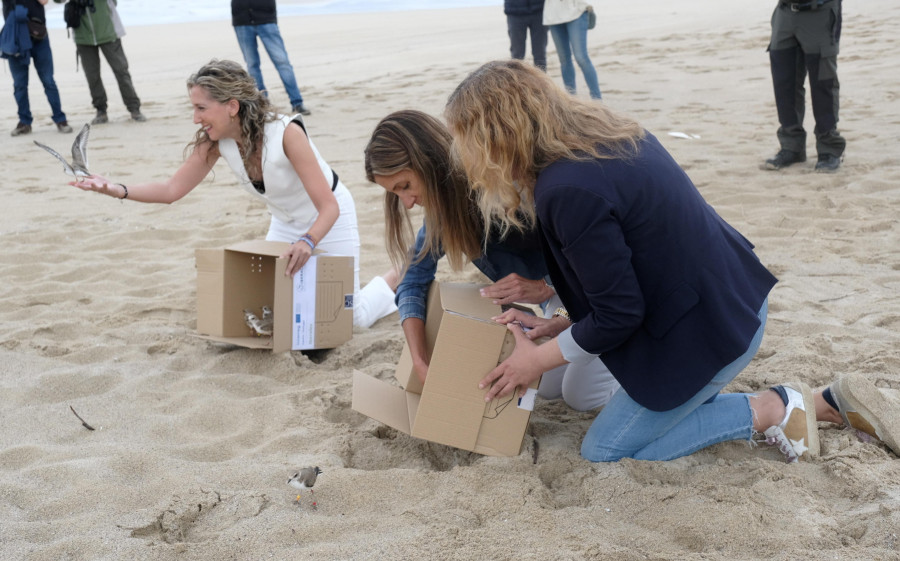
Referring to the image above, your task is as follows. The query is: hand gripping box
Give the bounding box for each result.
[195,240,353,352]
[352,282,539,457]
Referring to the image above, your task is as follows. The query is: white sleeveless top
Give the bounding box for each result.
[218,114,335,228]
[542,0,588,26]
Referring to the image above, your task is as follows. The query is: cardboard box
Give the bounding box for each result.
[195,240,353,352]
[352,282,539,457]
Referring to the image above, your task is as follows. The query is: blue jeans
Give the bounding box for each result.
[233,23,304,107]
[507,12,548,70]
[581,299,769,461]
[549,11,602,99]
[8,36,66,125]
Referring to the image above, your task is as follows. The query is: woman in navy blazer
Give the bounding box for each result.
[443,60,900,463]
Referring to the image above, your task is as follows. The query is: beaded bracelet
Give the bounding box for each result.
[298,234,316,250]
[118,183,128,199]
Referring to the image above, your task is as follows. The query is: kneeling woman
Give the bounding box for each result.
[445,60,900,462]
[365,109,619,410]
[71,59,397,328]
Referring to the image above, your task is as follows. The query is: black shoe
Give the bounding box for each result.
[292,104,311,116]
[92,111,109,125]
[130,111,147,122]
[56,121,73,133]
[764,149,806,170]
[815,153,842,173]
[10,122,32,136]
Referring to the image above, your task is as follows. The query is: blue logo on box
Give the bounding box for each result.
[295,314,302,323]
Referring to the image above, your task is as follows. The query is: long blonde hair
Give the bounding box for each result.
[364,110,483,273]
[444,59,645,237]
[185,59,277,175]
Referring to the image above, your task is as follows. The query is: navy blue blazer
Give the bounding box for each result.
[534,132,777,411]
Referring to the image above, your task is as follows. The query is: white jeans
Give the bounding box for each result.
[537,294,621,410]
[265,184,397,328]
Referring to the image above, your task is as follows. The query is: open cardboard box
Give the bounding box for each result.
[195,240,353,352]
[352,282,539,457]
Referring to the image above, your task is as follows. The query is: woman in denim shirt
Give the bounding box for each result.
[365,109,619,409]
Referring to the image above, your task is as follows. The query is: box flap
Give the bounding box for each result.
[225,239,291,258]
[412,313,508,451]
[351,370,413,435]
[435,282,501,321]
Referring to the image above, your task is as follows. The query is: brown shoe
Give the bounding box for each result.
[56,121,73,133]
[11,122,32,137]
[831,374,900,455]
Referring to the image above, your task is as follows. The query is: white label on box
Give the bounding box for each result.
[292,256,317,350]
[517,388,537,411]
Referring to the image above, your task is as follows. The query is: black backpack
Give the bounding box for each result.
[63,0,95,31]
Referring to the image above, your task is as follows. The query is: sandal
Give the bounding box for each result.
[763,381,820,462]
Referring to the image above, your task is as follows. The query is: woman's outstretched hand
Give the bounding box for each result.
[70,174,126,199]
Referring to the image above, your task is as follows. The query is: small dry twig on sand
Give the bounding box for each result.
[69,405,95,431]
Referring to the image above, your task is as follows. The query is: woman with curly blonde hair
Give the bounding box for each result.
[444,60,900,463]
[70,59,397,329]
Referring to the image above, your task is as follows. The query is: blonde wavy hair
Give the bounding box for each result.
[185,59,277,175]
[444,59,645,236]
[364,110,482,273]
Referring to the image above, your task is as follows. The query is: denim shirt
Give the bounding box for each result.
[396,221,549,323]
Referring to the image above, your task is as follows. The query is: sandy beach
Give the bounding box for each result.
[2,1,900,559]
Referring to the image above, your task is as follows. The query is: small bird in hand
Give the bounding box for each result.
[288,466,322,508]
[34,123,91,178]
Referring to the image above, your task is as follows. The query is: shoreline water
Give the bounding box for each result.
[43,0,502,29]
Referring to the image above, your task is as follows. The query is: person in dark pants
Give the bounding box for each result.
[231,0,310,115]
[2,0,72,136]
[66,0,146,124]
[504,0,547,70]
[764,0,845,173]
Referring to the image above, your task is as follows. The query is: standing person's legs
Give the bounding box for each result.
[565,11,601,99]
[549,24,576,94]
[99,39,141,113]
[768,7,807,155]
[796,2,845,160]
[256,23,304,108]
[581,300,768,462]
[8,56,33,126]
[76,44,108,113]
[527,12,548,70]
[507,14,528,60]
[29,37,67,124]
[233,25,267,94]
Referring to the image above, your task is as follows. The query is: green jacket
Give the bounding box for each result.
[72,0,123,46]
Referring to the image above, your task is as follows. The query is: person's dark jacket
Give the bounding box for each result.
[536,132,777,412]
[504,0,545,16]
[231,0,277,26]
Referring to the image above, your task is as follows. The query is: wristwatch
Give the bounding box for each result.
[552,307,571,322]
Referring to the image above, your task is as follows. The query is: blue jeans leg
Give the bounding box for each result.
[549,23,576,94]
[9,55,32,125]
[234,25,267,94]
[581,299,769,462]
[256,23,304,107]
[550,13,601,99]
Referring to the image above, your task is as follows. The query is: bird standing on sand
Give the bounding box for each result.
[288,466,323,508]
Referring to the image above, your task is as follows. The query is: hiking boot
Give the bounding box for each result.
[764,149,806,170]
[815,153,842,173]
[92,111,109,125]
[10,122,32,136]
[56,121,73,133]
[763,382,819,462]
[292,103,311,116]
[130,111,147,122]
[830,374,900,455]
